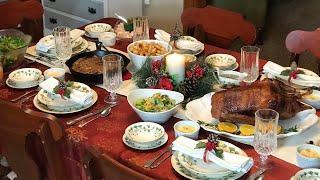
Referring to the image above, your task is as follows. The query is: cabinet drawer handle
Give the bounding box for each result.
[88,7,97,14]
[49,0,56,2]
[49,18,57,24]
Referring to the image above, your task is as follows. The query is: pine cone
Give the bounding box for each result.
[183,77,198,97]
[146,76,158,88]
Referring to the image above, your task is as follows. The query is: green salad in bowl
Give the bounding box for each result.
[0,29,31,71]
[135,93,176,112]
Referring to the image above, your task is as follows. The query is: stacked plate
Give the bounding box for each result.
[123,122,168,150]
[36,36,89,58]
[6,68,44,89]
[171,140,250,179]
[205,54,238,71]
[33,82,98,114]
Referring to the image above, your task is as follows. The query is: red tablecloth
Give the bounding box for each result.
[0,18,301,180]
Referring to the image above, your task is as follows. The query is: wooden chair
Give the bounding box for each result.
[0,0,44,42]
[181,6,256,49]
[285,29,320,73]
[83,147,155,180]
[0,100,66,180]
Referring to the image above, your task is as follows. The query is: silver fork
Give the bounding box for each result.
[10,87,40,102]
[144,146,172,168]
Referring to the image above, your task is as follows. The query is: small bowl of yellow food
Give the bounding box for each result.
[296,144,320,168]
[302,90,320,109]
[44,68,65,81]
[174,120,200,140]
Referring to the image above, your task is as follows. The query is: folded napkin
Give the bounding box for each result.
[263,61,320,82]
[172,136,253,173]
[39,77,93,105]
[175,36,204,52]
[154,29,171,42]
[36,29,85,53]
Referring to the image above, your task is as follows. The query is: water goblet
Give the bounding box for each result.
[240,46,260,84]
[53,26,72,67]
[102,54,123,104]
[253,109,279,168]
[133,16,149,41]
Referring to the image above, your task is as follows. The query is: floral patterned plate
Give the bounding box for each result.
[171,151,245,180]
[125,122,165,144]
[122,133,168,150]
[6,75,44,89]
[177,140,246,177]
[290,168,320,180]
[33,90,97,114]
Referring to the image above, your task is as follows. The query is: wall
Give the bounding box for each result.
[143,0,184,32]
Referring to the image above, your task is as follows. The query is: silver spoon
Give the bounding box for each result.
[78,105,112,128]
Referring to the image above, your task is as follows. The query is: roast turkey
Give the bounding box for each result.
[211,79,311,125]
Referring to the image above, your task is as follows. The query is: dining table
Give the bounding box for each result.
[0,17,309,180]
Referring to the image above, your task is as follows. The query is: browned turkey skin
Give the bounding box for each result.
[211,79,311,125]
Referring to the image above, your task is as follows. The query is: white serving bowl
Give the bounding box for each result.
[127,40,172,70]
[127,89,184,124]
[206,54,236,69]
[296,144,320,168]
[98,32,116,47]
[125,122,165,144]
[8,68,42,86]
[84,23,112,38]
[218,70,247,85]
[44,68,65,81]
[174,120,200,140]
[302,90,320,109]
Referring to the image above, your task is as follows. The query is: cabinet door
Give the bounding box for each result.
[106,0,143,18]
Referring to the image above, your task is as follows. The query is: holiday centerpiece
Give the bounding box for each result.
[132,55,220,100]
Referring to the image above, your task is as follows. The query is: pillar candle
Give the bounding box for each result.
[166,53,185,84]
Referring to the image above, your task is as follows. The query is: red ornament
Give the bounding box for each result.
[151,60,163,74]
[194,66,204,78]
[158,77,174,90]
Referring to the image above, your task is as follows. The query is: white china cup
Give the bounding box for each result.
[296,144,320,168]
[174,120,200,140]
[44,68,65,81]
[99,32,116,47]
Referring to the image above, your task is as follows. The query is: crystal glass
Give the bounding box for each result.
[253,109,279,168]
[53,26,72,67]
[103,54,123,104]
[240,46,260,83]
[133,16,149,41]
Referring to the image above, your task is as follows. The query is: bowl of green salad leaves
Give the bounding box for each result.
[0,29,31,71]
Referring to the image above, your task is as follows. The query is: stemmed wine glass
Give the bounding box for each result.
[53,26,72,67]
[240,46,260,84]
[102,54,123,104]
[253,109,279,168]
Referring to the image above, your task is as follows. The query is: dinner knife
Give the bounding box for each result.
[66,103,117,126]
[66,108,106,126]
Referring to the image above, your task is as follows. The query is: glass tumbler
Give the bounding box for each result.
[240,46,260,83]
[103,54,123,104]
[253,109,279,168]
[53,26,72,67]
[133,16,149,41]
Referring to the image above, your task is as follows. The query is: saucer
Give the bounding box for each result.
[6,75,44,89]
[122,132,168,150]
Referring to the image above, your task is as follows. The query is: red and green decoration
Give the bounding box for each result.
[53,81,73,99]
[195,134,223,162]
[132,56,220,99]
[280,62,305,83]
